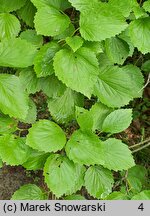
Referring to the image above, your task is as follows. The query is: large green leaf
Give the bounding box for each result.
[17,0,37,28]
[66,130,104,165]
[11,184,47,200]
[26,120,66,153]
[34,42,60,77]
[48,88,83,124]
[0,135,30,166]
[54,47,99,97]
[0,38,37,68]
[31,0,71,10]
[0,74,29,119]
[79,3,127,41]
[100,138,135,171]
[0,13,20,40]
[20,30,43,48]
[94,65,144,107]
[0,0,26,12]
[129,17,150,54]
[102,109,132,134]
[85,166,114,199]
[34,6,70,36]
[131,190,150,200]
[0,115,17,134]
[44,154,85,197]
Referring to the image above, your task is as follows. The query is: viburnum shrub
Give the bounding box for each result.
[0,0,150,200]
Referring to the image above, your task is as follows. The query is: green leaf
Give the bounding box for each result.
[23,149,50,171]
[0,135,30,166]
[142,60,150,72]
[64,194,85,200]
[131,190,150,200]
[129,17,150,54]
[66,36,83,52]
[104,36,129,64]
[44,154,85,197]
[105,192,129,200]
[85,166,114,199]
[54,47,99,97]
[53,23,75,40]
[11,184,47,200]
[94,65,144,107]
[0,0,26,12]
[34,42,60,77]
[0,115,17,134]
[20,30,43,48]
[83,41,103,54]
[21,99,37,124]
[0,38,37,68]
[34,6,70,36]
[0,74,29,119]
[68,0,99,11]
[79,3,127,41]
[26,120,66,153]
[0,13,20,40]
[48,88,83,124]
[17,0,37,28]
[31,0,71,10]
[143,0,150,12]
[66,130,104,165]
[19,67,41,94]
[0,158,3,168]
[102,109,132,134]
[101,138,135,171]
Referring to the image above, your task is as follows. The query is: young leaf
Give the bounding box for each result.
[0,38,37,68]
[0,135,30,166]
[101,138,135,171]
[131,190,150,200]
[66,36,83,52]
[0,115,17,134]
[34,42,60,77]
[20,30,43,48]
[44,154,85,198]
[48,88,83,124]
[66,129,104,165]
[85,166,114,199]
[0,13,20,40]
[11,184,47,200]
[102,109,132,134]
[34,6,70,36]
[54,47,99,97]
[0,74,29,119]
[26,120,66,153]
[94,65,144,107]
[129,17,150,54]
[0,0,26,13]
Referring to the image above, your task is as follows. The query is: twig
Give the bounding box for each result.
[129,137,150,149]
[138,73,150,93]
[132,142,150,153]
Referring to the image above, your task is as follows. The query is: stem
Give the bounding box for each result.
[129,137,150,149]
[132,142,150,153]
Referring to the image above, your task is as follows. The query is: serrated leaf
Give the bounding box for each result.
[11,184,47,200]
[23,149,50,171]
[0,135,30,166]
[68,0,99,11]
[66,130,104,165]
[0,38,37,68]
[102,109,132,134]
[143,0,150,12]
[31,0,71,10]
[19,67,41,94]
[34,6,70,36]
[79,3,127,41]
[17,0,37,28]
[83,41,103,54]
[105,192,128,200]
[26,120,66,153]
[94,65,144,107]
[101,138,135,171]
[66,36,83,52]
[48,88,83,124]
[85,166,114,199]
[64,194,85,200]
[0,0,26,13]
[34,42,60,77]
[53,23,75,40]
[20,30,43,48]
[104,36,129,64]
[44,154,85,198]
[0,13,20,40]
[0,74,29,119]
[21,99,37,124]
[0,115,17,134]
[54,47,99,97]
[129,17,150,54]
[131,190,150,200]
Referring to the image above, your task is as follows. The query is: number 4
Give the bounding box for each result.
[138,203,144,211]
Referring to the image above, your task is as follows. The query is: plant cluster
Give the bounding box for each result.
[0,0,150,200]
